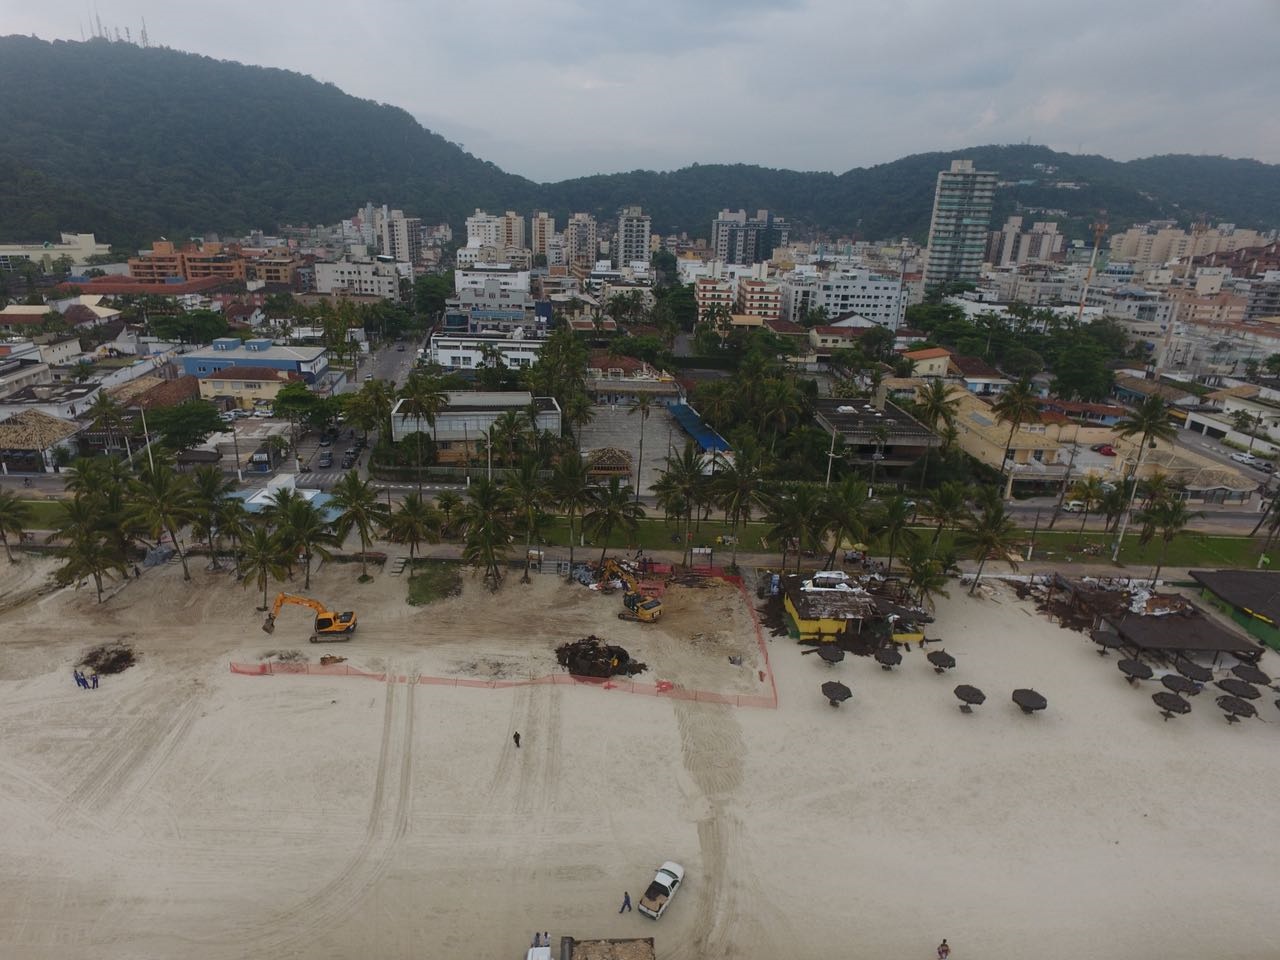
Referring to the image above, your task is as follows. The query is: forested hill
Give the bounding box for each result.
[2,35,1279,247]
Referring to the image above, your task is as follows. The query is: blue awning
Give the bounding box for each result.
[667,402,730,453]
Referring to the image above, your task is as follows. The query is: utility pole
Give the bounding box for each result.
[824,430,838,488]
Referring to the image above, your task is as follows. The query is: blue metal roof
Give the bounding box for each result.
[667,402,730,453]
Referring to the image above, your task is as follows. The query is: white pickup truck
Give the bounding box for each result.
[637,861,685,919]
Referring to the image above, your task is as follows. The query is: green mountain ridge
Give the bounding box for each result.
[2,35,1278,248]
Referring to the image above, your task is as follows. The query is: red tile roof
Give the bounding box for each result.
[904,347,951,360]
[951,356,1008,379]
[764,318,806,335]
[131,376,200,410]
[813,325,856,337]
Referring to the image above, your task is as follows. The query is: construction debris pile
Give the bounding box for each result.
[80,643,136,675]
[556,636,647,678]
[1029,574,1194,632]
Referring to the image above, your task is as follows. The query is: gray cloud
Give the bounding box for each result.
[5,0,1277,180]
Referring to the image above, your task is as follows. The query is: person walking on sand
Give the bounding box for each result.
[513,731,521,748]
[91,672,99,689]
[619,891,631,913]
[937,939,950,959]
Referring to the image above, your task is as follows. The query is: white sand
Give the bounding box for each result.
[0,561,1277,959]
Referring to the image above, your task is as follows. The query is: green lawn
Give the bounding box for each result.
[406,560,463,605]
[16,500,66,530]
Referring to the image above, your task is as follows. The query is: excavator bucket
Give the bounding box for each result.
[262,615,276,634]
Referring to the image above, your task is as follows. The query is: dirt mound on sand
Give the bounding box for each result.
[555,635,647,678]
[79,643,136,675]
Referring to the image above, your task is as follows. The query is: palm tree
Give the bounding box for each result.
[762,485,805,571]
[87,392,132,460]
[435,489,463,535]
[1068,475,1107,547]
[927,481,972,553]
[658,441,707,566]
[460,477,514,588]
[277,497,340,590]
[584,476,645,566]
[1135,495,1202,585]
[914,380,960,487]
[50,494,128,603]
[562,392,595,442]
[240,525,289,610]
[628,395,654,503]
[901,540,956,608]
[878,494,916,573]
[958,493,1020,595]
[818,476,870,570]
[757,379,802,453]
[329,470,391,580]
[0,488,31,562]
[550,451,598,574]
[385,492,443,563]
[505,457,551,583]
[191,465,235,569]
[1112,395,1178,558]
[397,372,448,490]
[992,377,1040,491]
[711,448,766,568]
[127,462,199,581]
[490,408,529,467]
[216,496,252,577]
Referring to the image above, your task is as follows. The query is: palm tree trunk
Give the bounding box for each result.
[261,574,269,610]
[635,422,645,505]
[359,530,369,578]
[969,556,988,595]
[166,521,191,581]
[1001,421,1018,485]
[521,526,532,584]
[304,552,312,590]
[730,514,739,569]
[1,532,12,563]
[887,533,898,574]
[918,447,931,492]
[566,509,576,574]
[1076,509,1090,547]
[417,433,424,494]
[94,571,104,603]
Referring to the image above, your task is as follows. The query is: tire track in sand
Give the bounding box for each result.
[207,673,416,955]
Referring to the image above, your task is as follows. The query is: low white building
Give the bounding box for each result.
[429,333,544,371]
[0,233,111,271]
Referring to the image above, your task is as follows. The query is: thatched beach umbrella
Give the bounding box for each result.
[1231,663,1271,687]
[926,650,956,674]
[1091,631,1125,657]
[1118,659,1154,685]
[821,681,852,707]
[873,647,902,670]
[1012,688,1047,714]
[1216,694,1256,723]
[1161,674,1200,697]
[1216,678,1261,700]
[815,645,845,665]
[1176,661,1212,683]
[954,684,985,713]
[1152,691,1191,721]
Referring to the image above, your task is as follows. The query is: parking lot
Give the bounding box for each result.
[577,401,685,498]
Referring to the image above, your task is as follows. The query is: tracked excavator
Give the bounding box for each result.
[262,593,358,642]
[599,558,663,624]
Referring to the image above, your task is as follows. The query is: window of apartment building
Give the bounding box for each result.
[245,382,261,390]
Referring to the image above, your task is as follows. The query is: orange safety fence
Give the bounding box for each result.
[229,574,779,709]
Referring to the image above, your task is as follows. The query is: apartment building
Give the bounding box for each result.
[986,217,1064,266]
[780,269,906,329]
[614,206,652,268]
[377,207,422,266]
[530,212,555,259]
[428,333,543,372]
[129,241,247,284]
[923,160,997,289]
[179,338,328,384]
[563,213,599,270]
[694,277,735,319]
[198,366,300,410]
[735,277,782,321]
[313,257,403,300]
[465,209,503,248]
[711,209,787,265]
[1110,223,1270,268]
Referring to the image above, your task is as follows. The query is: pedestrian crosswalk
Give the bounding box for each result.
[292,470,460,492]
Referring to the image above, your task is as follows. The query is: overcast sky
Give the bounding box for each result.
[6,0,1279,182]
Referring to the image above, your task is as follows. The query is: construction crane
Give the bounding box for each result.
[263,593,358,642]
[1074,214,1109,326]
[599,559,664,624]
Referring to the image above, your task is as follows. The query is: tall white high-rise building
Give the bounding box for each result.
[531,212,555,259]
[614,206,652,268]
[563,213,598,269]
[466,209,503,247]
[376,206,421,265]
[923,159,997,289]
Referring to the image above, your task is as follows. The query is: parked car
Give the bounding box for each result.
[318,437,332,447]
[1230,452,1260,465]
[364,373,374,381]
[1096,445,1117,457]
[318,454,333,468]
[1062,500,1086,513]
[341,458,355,470]
[396,343,406,352]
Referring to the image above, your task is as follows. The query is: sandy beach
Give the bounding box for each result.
[0,555,1277,960]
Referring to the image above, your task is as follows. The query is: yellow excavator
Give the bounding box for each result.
[600,559,663,624]
[263,593,358,642]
